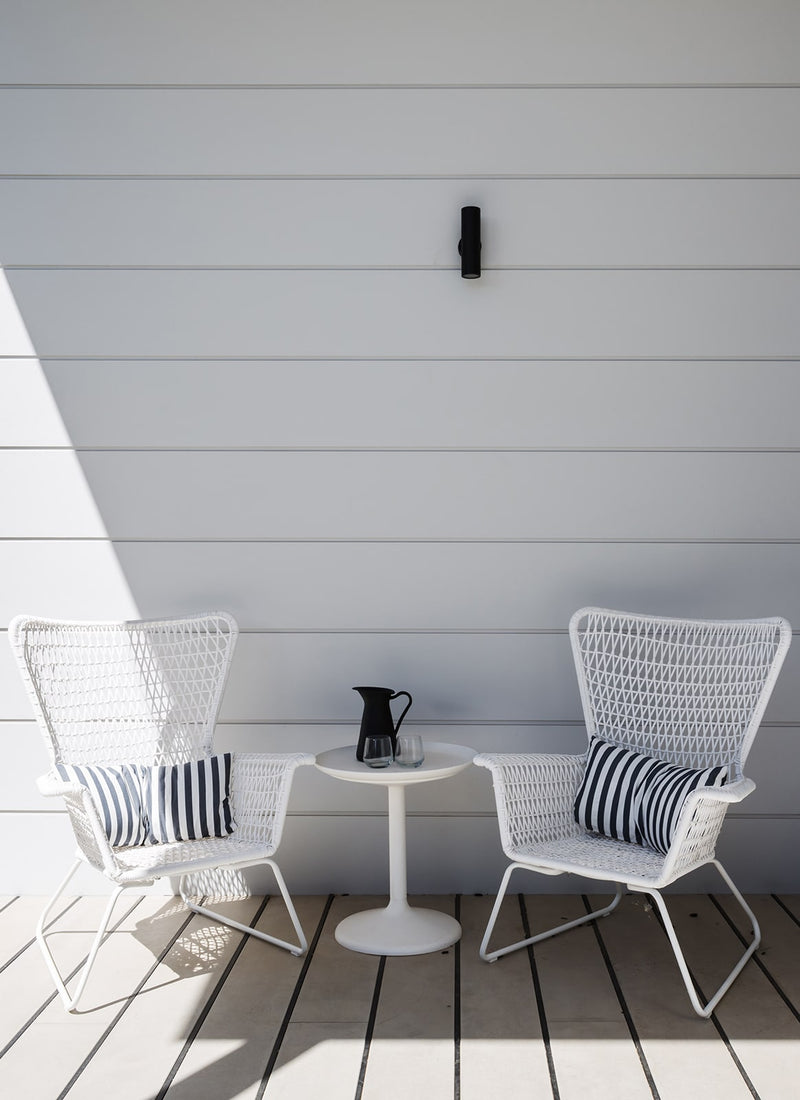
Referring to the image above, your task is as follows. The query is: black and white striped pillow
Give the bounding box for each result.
[144,753,236,844]
[574,737,727,855]
[56,762,148,848]
[573,738,660,842]
[635,759,727,855]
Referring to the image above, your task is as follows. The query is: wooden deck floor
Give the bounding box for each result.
[1,891,799,1099]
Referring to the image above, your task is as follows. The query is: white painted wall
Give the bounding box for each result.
[1,1,799,895]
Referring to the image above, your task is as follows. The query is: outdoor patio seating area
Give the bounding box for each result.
[3,5,800,1099]
[2,889,799,1099]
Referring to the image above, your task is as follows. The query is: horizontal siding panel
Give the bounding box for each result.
[7,270,800,358]
[0,814,172,894]
[74,541,800,630]
[224,724,800,818]
[7,718,794,815]
[0,810,503,895]
[2,89,800,176]
[0,722,54,811]
[3,812,798,894]
[39,360,800,449]
[1,541,797,631]
[0,272,36,356]
[708,819,800,895]
[1,450,795,540]
[2,2,799,85]
[0,451,107,538]
[1,633,797,723]
[221,633,800,725]
[0,541,138,621]
[222,722,800,818]
[0,722,570,814]
[0,360,70,446]
[3,179,800,267]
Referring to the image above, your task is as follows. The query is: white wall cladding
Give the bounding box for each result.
[1,1,799,894]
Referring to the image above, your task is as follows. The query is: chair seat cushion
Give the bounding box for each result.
[574,737,726,855]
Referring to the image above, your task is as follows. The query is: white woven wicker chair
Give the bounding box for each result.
[476,607,791,1018]
[9,611,314,1011]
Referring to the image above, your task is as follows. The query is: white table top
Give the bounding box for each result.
[315,742,475,786]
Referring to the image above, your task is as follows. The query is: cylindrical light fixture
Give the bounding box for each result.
[459,206,481,279]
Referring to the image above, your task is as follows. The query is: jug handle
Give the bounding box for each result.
[389,691,413,733]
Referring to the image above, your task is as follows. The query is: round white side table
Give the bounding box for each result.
[315,742,475,955]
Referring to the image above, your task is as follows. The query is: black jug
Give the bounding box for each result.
[354,686,413,761]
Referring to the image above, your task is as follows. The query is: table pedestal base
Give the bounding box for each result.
[334,903,461,956]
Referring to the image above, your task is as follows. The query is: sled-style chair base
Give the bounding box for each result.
[478,860,760,1019]
[38,855,308,1013]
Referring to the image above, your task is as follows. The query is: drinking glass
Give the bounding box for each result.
[363,734,393,768]
[395,733,425,767]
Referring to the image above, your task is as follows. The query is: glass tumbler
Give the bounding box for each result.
[395,733,425,767]
[363,734,393,768]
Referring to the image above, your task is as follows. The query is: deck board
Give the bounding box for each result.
[459,893,553,1100]
[263,895,379,1100]
[64,898,263,1100]
[360,897,455,1100]
[0,893,798,1100]
[581,893,756,1100]
[530,895,655,1099]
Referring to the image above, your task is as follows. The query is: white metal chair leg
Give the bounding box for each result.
[180,858,307,957]
[480,863,624,962]
[631,860,761,1019]
[37,858,127,1012]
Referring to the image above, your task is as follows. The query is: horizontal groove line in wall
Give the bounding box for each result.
[8,808,798,821]
[0,717,578,727]
[287,810,800,820]
[222,718,800,728]
[5,537,800,546]
[245,628,568,635]
[281,810,800,820]
[3,174,800,183]
[5,625,799,639]
[7,446,800,454]
[6,624,794,639]
[0,627,566,637]
[9,354,800,364]
[3,83,800,90]
[1,717,796,728]
[6,265,800,273]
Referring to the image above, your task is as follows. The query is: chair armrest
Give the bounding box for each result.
[686,776,755,804]
[229,753,314,851]
[37,770,84,798]
[474,753,586,853]
[663,775,755,880]
[36,771,119,877]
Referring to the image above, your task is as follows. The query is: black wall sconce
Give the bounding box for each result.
[459,206,481,279]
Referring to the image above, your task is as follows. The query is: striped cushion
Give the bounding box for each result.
[636,759,727,855]
[144,753,236,844]
[56,762,148,848]
[573,738,660,842]
[574,738,726,854]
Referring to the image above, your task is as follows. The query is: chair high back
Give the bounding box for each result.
[569,608,790,774]
[11,612,238,768]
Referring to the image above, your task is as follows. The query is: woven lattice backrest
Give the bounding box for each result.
[10,613,238,767]
[569,608,791,772]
